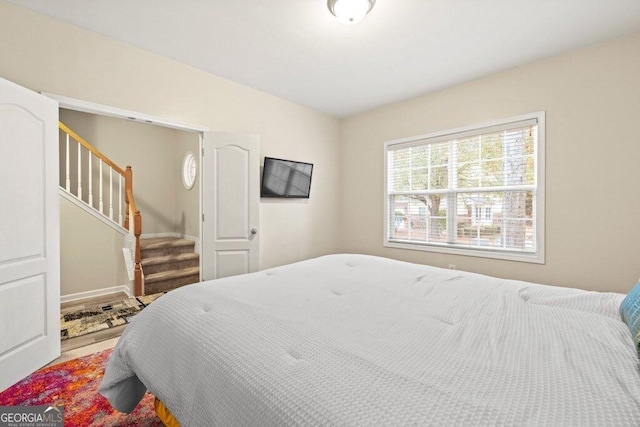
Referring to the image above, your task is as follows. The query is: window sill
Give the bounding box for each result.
[384,240,545,264]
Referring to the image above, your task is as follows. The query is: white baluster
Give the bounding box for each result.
[88,152,93,207]
[119,174,123,226]
[130,219,135,262]
[77,142,82,199]
[109,167,114,220]
[129,232,134,262]
[65,133,70,192]
[99,161,104,214]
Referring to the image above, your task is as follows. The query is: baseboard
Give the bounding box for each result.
[60,285,131,304]
[140,232,201,254]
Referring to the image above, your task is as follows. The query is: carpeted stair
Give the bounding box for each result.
[141,237,200,294]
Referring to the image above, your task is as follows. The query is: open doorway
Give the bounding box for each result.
[50,94,207,306]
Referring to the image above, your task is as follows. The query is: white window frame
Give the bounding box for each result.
[182,151,197,190]
[383,111,545,264]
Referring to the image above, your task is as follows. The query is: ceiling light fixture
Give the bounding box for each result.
[327,0,376,25]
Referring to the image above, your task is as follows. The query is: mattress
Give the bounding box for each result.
[100,254,640,425]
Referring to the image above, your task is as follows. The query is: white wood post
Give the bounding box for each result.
[65,133,70,192]
[118,174,123,226]
[109,167,114,220]
[88,153,93,207]
[99,161,104,214]
[77,142,82,199]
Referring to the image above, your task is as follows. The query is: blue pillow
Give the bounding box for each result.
[620,281,640,355]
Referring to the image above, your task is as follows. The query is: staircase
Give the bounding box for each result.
[141,237,200,294]
[59,121,200,296]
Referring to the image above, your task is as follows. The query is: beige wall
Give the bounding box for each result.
[0,2,341,274]
[59,196,128,296]
[173,131,200,240]
[340,33,640,294]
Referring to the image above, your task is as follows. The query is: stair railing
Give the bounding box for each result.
[125,186,143,296]
[59,121,144,296]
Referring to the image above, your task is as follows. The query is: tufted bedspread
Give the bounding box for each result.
[100,254,640,425]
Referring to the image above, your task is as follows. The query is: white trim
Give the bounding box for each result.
[199,133,204,278]
[384,241,544,264]
[42,92,209,133]
[60,285,131,304]
[383,111,545,264]
[536,111,546,265]
[59,188,127,235]
[123,247,134,282]
[386,113,539,148]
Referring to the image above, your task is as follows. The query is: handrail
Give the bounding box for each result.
[59,121,125,176]
[59,121,144,296]
[126,188,138,215]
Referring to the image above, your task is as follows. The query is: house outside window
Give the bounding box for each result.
[384,112,545,263]
[472,203,493,227]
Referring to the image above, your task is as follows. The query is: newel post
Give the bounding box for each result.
[134,210,143,296]
[124,166,132,229]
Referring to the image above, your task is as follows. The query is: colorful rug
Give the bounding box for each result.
[0,348,161,427]
[61,293,164,340]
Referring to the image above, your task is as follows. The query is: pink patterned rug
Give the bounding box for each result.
[0,348,162,427]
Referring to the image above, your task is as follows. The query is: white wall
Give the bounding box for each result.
[339,32,640,293]
[0,1,342,272]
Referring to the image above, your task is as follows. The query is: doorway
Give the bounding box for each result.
[56,107,202,301]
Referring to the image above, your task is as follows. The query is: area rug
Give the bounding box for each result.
[61,293,164,340]
[0,348,162,427]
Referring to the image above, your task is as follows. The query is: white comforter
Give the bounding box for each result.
[100,254,640,426]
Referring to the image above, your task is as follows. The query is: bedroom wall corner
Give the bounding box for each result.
[338,31,640,293]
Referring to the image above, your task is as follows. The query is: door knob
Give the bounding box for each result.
[250,228,257,235]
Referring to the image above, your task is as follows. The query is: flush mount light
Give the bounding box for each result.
[327,0,376,25]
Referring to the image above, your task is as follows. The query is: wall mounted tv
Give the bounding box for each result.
[261,157,313,198]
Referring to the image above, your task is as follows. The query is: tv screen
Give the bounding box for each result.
[261,157,313,198]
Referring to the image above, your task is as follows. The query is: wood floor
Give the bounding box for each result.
[60,292,129,353]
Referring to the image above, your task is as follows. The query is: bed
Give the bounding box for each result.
[99,254,640,425]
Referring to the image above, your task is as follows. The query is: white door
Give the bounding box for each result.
[0,78,60,391]
[202,132,260,280]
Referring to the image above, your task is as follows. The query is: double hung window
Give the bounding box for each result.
[384,112,545,263]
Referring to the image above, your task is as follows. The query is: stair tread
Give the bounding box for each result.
[145,267,200,283]
[142,252,199,267]
[141,237,194,250]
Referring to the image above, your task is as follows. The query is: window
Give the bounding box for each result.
[182,151,196,190]
[384,112,545,263]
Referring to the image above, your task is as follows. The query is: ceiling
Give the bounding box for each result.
[7,0,640,117]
